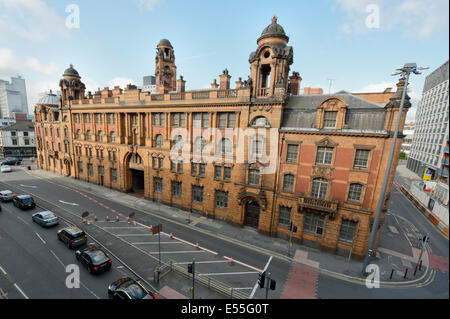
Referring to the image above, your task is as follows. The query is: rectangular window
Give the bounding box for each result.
[111,168,117,182]
[218,113,236,128]
[88,164,93,177]
[348,184,363,202]
[339,220,357,243]
[171,113,185,127]
[192,185,204,203]
[215,190,228,209]
[278,206,291,227]
[172,181,182,198]
[286,144,298,163]
[191,163,198,175]
[224,167,231,181]
[323,111,337,128]
[283,175,295,193]
[311,179,328,199]
[248,169,260,185]
[12,138,18,145]
[218,113,227,128]
[214,165,222,180]
[303,212,325,236]
[98,166,104,176]
[199,164,206,177]
[252,140,263,157]
[159,157,164,169]
[23,132,29,137]
[316,147,333,165]
[193,113,209,128]
[154,177,162,194]
[24,139,30,145]
[152,157,157,169]
[354,149,370,169]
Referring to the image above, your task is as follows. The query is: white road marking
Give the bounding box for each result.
[19,184,37,188]
[250,256,273,299]
[173,260,230,265]
[131,241,184,245]
[59,200,79,206]
[147,250,206,254]
[49,250,100,299]
[102,226,145,229]
[198,271,259,276]
[0,265,7,275]
[223,256,263,273]
[13,284,28,299]
[34,232,46,244]
[116,234,155,237]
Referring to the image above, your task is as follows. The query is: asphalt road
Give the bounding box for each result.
[0,166,448,299]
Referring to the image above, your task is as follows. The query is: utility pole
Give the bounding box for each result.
[265,272,271,299]
[187,258,196,299]
[416,233,429,270]
[362,63,428,275]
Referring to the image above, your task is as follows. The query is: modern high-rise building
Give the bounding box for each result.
[140,75,157,93]
[0,76,29,118]
[407,60,449,182]
[401,122,415,156]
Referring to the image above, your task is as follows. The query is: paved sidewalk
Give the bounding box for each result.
[22,166,431,288]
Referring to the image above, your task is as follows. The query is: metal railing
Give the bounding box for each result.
[217,89,238,99]
[257,88,269,97]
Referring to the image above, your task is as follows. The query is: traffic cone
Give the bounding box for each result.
[94,216,98,222]
[169,233,173,239]
[115,216,120,222]
[127,217,131,224]
[229,257,234,266]
[106,216,110,222]
[195,242,199,250]
[149,224,153,231]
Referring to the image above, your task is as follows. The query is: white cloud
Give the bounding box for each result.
[137,0,159,11]
[0,48,58,77]
[108,77,136,89]
[336,0,449,39]
[0,0,70,42]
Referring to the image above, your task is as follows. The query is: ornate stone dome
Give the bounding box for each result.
[158,39,173,48]
[63,64,80,77]
[258,15,289,42]
[38,90,59,105]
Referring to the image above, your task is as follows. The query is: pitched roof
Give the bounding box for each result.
[0,121,34,132]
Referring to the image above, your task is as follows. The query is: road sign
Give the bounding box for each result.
[152,224,162,234]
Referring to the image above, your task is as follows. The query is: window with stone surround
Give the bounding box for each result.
[155,134,163,148]
[248,169,260,185]
[217,113,236,128]
[172,181,182,198]
[192,185,203,203]
[278,206,291,227]
[353,149,370,169]
[154,177,162,194]
[153,113,165,126]
[283,174,295,193]
[171,113,185,127]
[110,168,117,182]
[311,178,328,200]
[315,147,333,165]
[348,183,363,202]
[303,212,325,236]
[193,113,209,128]
[77,161,83,173]
[338,219,357,243]
[323,111,338,128]
[88,164,93,177]
[286,144,298,163]
[215,190,228,209]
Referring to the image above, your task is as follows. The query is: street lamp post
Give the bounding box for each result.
[362,63,428,275]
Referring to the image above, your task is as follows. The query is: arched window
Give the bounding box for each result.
[348,183,363,202]
[63,115,68,122]
[194,137,207,154]
[86,130,92,141]
[251,116,271,128]
[311,178,328,200]
[98,131,103,142]
[64,127,68,138]
[218,138,232,156]
[76,129,81,139]
[131,153,142,164]
[173,135,184,150]
[283,174,295,193]
[110,131,116,143]
[155,134,163,148]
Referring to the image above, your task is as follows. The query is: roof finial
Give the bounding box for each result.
[70,64,73,68]
[272,14,277,24]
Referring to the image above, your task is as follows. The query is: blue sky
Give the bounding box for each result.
[0,0,448,121]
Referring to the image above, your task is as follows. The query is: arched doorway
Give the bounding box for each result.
[125,152,145,195]
[244,200,260,228]
[63,159,71,176]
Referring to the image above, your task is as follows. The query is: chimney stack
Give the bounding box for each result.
[289,72,302,96]
[177,76,186,93]
[235,77,243,90]
[219,69,231,90]
[211,79,219,89]
[112,86,122,97]
[101,87,112,98]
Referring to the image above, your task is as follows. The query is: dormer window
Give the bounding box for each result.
[323,111,337,128]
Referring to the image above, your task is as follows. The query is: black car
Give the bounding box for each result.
[75,245,112,274]
[58,226,87,248]
[108,277,156,299]
[1,158,22,166]
[13,195,36,210]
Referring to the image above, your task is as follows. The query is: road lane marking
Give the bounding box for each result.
[0,265,7,275]
[13,284,28,299]
[59,200,79,206]
[173,260,230,265]
[224,256,263,273]
[35,232,46,244]
[146,250,206,254]
[198,271,259,276]
[131,242,184,245]
[19,184,37,188]
[250,256,273,299]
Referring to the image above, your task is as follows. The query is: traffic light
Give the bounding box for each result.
[289,222,297,233]
[187,263,193,274]
[258,271,266,288]
[269,279,276,290]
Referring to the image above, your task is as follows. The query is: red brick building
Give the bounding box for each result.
[34,16,410,259]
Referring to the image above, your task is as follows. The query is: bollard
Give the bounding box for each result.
[127,217,131,224]
[115,216,120,222]
[404,268,408,279]
[414,265,418,276]
[419,260,423,271]
[390,269,394,280]
[170,233,173,239]
[94,216,98,222]
[195,242,199,250]
[229,257,234,266]
[106,216,110,222]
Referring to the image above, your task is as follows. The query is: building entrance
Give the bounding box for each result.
[244,200,260,228]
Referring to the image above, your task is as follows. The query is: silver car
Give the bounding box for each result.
[1,165,12,173]
[32,211,59,227]
[0,190,16,202]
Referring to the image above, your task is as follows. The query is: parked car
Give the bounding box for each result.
[75,245,112,274]
[32,211,59,227]
[108,277,156,299]
[0,158,22,166]
[57,226,87,248]
[0,190,16,202]
[13,195,36,210]
[1,165,12,173]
